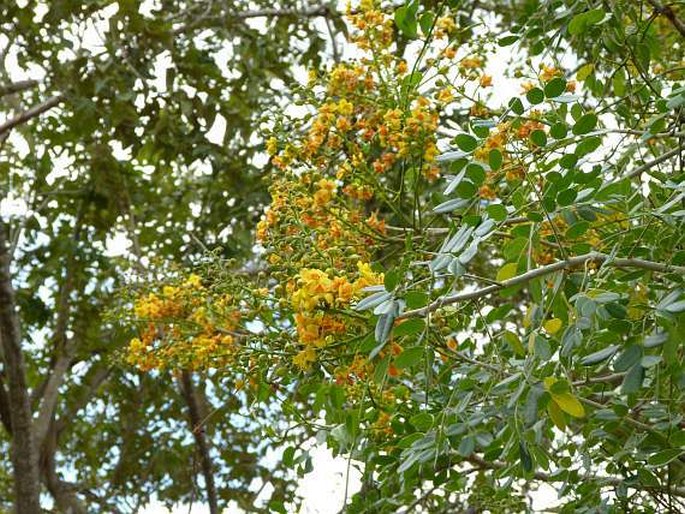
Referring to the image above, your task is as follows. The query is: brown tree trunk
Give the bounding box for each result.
[0,225,41,513]
[179,371,219,514]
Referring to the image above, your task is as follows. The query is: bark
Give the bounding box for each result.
[0,80,38,98]
[0,224,41,513]
[179,371,219,514]
[0,94,64,136]
[41,419,87,514]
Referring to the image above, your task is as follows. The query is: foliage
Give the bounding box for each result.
[0,0,342,512]
[125,0,685,512]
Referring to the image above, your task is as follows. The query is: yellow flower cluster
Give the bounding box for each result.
[289,262,383,370]
[126,274,241,371]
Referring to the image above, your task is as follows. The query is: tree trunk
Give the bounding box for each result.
[179,371,219,514]
[0,225,41,513]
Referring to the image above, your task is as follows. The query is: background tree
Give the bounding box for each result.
[0,1,346,512]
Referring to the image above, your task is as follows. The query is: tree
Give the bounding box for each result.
[126,0,685,512]
[0,1,344,512]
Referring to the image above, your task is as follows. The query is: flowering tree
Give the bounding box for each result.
[125,0,685,512]
[0,1,346,512]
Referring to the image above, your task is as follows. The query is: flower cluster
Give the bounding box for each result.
[288,262,383,369]
[126,274,241,371]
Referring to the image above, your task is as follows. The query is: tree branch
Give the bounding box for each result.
[401,252,685,319]
[41,418,87,514]
[33,353,72,446]
[0,79,39,98]
[33,203,85,446]
[645,0,685,37]
[465,454,685,497]
[625,146,684,179]
[0,94,64,136]
[172,6,333,35]
[55,365,111,437]
[179,371,219,514]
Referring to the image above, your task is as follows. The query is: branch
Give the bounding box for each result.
[0,79,39,98]
[625,146,684,179]
[41,418,88,514]
[179,371,219,514]
[465,454,685,497]
[33,204,85,446]
[172,6,333,34]
[401,252,685,319]
[55,365,111,437]
[33,353,72,446]
[0,94,64,136]
[645,0,685,37]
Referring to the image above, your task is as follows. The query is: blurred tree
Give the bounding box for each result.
[0,1,346,512]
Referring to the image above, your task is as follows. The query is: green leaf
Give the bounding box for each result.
[418,11,435,35]
[498,35,518,47]
[550,123,568,139]
[530,130,547,147]
[509,97,525,115]
[547,400,567,430]
[613,69,626,97]
[544,77,566,98]
[576,63,595,81]
[394,6,418,38]
[568,8,605,36]
[486,203,507,222]
[519,441,533,472]
[405,291,429,309]
[410,412,434,431]
[575,136,602,157]
[572,113,598,135]
[551,392,585,418]
[613,345,642,372]
[395,346,424,368]
[557,189,577,206]
[394,319,426,338]
[581,345,619,365]
[455,133,478,152]
[621,364,644,394]
[503,330,525,356]
[384,269,400,291]
[605,302,627,319]
[647,449,684,467]
[526,88,544,105]
[565,221,590,238]
[497,262,518,282]
[559,154,578,169]
[458,436,476,456]
[488,148,503,171]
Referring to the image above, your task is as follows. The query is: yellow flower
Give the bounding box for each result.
[337,99,354,116]
[293,347,317,370]
[266,137,278,155]
[437,87,454,103]
[185,274,203,289]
